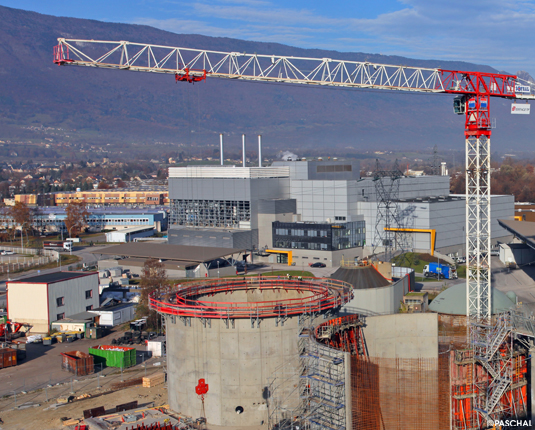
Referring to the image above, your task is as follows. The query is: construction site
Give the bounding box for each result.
[37,36,535,429]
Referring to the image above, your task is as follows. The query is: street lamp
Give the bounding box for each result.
[217,260,220,278]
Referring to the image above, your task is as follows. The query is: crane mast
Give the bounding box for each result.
[53,38,534,322]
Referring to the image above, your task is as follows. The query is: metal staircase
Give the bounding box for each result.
[470,313,513,424]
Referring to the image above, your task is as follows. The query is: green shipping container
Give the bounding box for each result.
[88,345,136,368]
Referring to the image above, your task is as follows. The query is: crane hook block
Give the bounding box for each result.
[175,68,207,84]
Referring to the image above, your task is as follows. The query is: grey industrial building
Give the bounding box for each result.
[167,160,514,266]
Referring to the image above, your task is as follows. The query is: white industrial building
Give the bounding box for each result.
[105,226,156,242]
[7,272,100,333]
[88,303,135,327]
[167,160,514,266]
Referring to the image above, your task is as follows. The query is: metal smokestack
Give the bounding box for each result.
[258,135,262,167]
[219,134,224,166]
[242,134,246,167]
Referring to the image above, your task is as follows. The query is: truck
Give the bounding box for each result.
[423,262,458,279]
[43,241,73,251]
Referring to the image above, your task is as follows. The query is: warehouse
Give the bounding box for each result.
[7,272,100,333]
[94,242,246,278]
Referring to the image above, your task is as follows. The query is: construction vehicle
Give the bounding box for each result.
[423,262,457,279]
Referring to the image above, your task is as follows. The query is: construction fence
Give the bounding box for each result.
[0,246,59,275]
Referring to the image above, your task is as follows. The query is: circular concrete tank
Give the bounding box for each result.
[151,276,352,427]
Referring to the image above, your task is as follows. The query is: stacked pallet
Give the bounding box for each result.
[143,373,165,388]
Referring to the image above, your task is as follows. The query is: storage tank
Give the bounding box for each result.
[151,276,352,427]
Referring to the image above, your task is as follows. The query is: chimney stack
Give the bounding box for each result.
[219,134,224,166]
[242,134,246,167]
[258,135,262,167]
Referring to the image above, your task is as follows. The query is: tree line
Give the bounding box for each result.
[450,158,535,202]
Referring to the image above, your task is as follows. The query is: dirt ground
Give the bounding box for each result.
[0,383,168,430]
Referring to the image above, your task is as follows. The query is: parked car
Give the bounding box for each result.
[309,262,326,268]
[1,250,14,255]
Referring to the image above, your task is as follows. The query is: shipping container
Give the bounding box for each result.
[0,348,17,369]
[61,351,94,376]
[88,345,136,368]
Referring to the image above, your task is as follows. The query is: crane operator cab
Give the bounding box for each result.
[453,95,489,115]
[453,95,467,114]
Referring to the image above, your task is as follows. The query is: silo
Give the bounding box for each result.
[151,276,352,427]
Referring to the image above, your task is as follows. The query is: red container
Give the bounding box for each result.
[61,351,94,376]
[0,348,17,369]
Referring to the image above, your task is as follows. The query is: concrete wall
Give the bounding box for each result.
[341,274,410,316]
[166,290,302,427]
[168,228,258,249]
[363,313,439,359]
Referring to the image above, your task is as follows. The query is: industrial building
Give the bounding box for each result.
[94,242,246,278]
[0,207,168,234]
[105,226,156,242]
[88,303,136,327]
[7,272,99,333]
[12,188,169,207]
[167,160,513,265]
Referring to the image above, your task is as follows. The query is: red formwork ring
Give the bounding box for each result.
[149,276,353,319]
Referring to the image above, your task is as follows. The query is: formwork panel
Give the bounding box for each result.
[350,355,450,430]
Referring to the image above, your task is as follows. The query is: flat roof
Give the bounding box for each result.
[90,303,134,312]
[498,219,535,250]
[9,271,97,284]
[121,257,198,269]
[107,226,155,233]
[94,243,245,264]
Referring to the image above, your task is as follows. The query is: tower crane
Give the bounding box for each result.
[53,38,535,426]
[53,38,534,322]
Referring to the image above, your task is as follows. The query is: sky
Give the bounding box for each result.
[2,0,535,78]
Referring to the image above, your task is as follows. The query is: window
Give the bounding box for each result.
[57,313,65,320]
[85,290,93,299]
[335,216,346,221]
[56,297,65,307]
[86,305,93,311]
[317,165,352,173]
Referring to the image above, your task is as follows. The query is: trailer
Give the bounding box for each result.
[43,241,72,251]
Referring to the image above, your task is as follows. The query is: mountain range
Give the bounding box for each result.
[0,5,534,157]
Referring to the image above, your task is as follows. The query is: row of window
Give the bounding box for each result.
[56,290,93,308]
[275,228,329,237]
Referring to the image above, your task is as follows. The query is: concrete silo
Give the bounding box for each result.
[150,276,352,427]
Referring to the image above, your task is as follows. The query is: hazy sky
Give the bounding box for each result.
[3,0,535,77]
